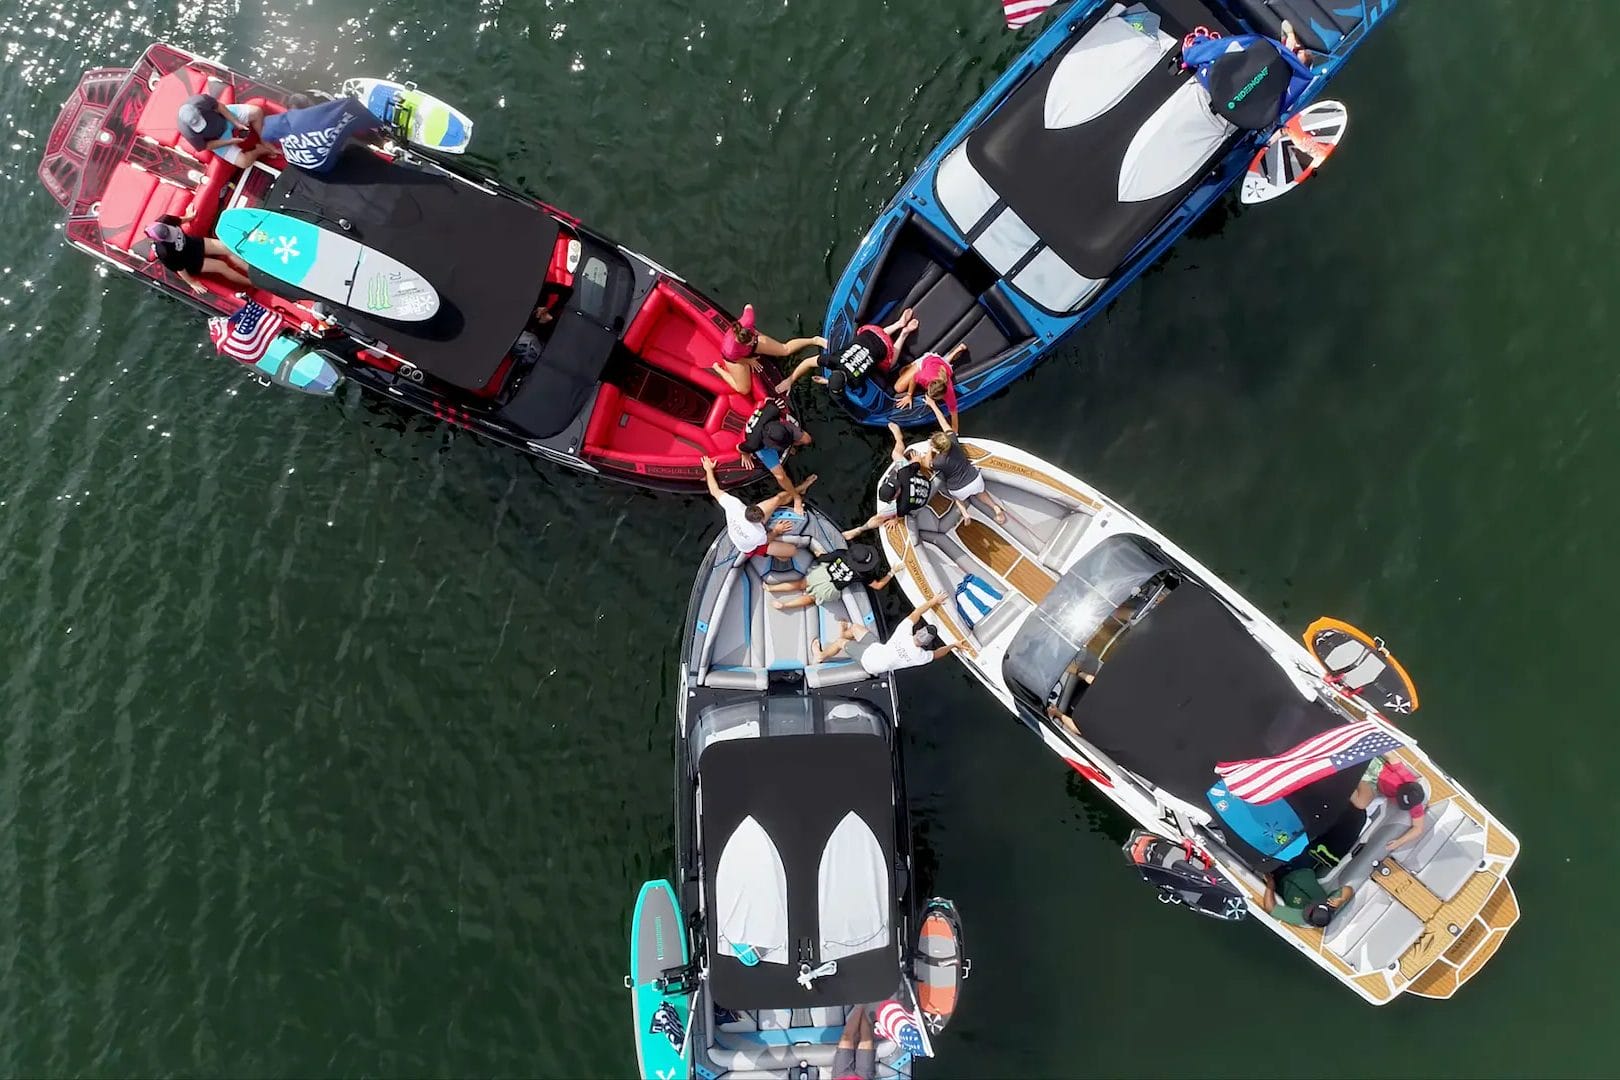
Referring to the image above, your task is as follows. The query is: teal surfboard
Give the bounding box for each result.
[216,207,440,322]
[628,880,692,1080]
[248,336,344,397]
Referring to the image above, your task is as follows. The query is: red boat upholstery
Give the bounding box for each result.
[96,162,188,251]
[583,283,765,469]
[136,67,234,148]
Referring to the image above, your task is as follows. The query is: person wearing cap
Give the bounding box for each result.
[736,399,814,496]
[1262,865,1353,929]
[810,593,973,675]
[894,341,966,431]
[176,93,272,169]
[701,455,813,560]
[843,423,932,541]
[774,308,919,399]
[1362,756,1429,852]
[765,541,893,612]
[709,304,826,396]
[144,206,251,295]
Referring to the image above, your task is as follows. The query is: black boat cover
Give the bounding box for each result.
[700,732,899,1011]
[266,149,558,391]
[1076,584,1360,861]
[964,0,1238,281]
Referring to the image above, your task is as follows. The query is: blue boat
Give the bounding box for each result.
[820,0,1400,426]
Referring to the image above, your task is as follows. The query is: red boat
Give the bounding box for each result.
[38,42,776,491]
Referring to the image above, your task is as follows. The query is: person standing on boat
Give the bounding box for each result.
[1261,866,1353,929]
[736,399,814,496]
[709,304,826,395]
[842,422,934,541]
[894,341,965,431]
[921,400,1008,526]
[774,308,919,398]
[176,93,275,170]
[811,594,972,673]
[144,207,251,295]
[701,456,812,560]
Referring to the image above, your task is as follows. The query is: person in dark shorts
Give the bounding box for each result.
[144,208,251,295]
[736,399,814,496]
[774,307,920,397]
[832,1004,877,1080]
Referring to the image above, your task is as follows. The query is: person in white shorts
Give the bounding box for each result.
[810,594,972,674]
[921,399,1007,525]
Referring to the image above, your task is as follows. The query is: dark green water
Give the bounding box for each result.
[0,0,1606,1074]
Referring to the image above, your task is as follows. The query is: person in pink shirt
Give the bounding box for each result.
[894,341,966,431]
[1363,757,1428,851]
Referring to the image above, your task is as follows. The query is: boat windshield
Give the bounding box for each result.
[691,696,888,761]
[1002,534,1175,712]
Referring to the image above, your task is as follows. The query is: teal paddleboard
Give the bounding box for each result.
[216,207,440,322]
[628,879,692,1080]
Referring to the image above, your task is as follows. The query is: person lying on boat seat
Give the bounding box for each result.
[177,93,274,169]
[1262,864,1353,928]
[775,307,918,398]
[1361,756,1428,853]
[812,593,972,674]
[832,1004,878,1080]
[701,455,813,560]
[144,208,251,295]
[737,399,814,496]
[843,423,933,541]
[896,341,966,431]
[766,542,893,612]
[709,303,826,395]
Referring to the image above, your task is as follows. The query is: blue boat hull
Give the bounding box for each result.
[821,0,1401,426]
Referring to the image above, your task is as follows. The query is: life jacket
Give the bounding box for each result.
[880,461,934,517]
[738,399,783,454]
[954,573,1004,629]
[832,325,892,384]
[815,551,859,589]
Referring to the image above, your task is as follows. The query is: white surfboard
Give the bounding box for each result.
[340,78,474,154]
[1240,100,1349,205]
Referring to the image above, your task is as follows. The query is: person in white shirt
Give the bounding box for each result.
[810,594,973,675]
[702,456,812,558]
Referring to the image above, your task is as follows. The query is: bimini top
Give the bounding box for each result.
[936,2,1242,309]
[700,732,897,1011]
[267,149,558,390]
[1074,583,1359,856]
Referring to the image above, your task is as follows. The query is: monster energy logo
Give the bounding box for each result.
[1227,68,1270,110]
[366,275,392,312]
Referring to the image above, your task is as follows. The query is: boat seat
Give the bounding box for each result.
[1401,800,1484,903]
[1227,0,1364,54]
[1039,511,1095,571]
[1320,882,1424,973]
[137,66,234,148]
[95,162,190,252]
[905,273,976,362]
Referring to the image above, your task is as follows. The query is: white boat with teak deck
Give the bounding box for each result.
[877,439,1520,1004]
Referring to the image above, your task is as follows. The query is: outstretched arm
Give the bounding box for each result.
[926,397,953,433]
[906,594,949,626]
[887,421,908,462]
[701,456,726,501]
[1387,820,1424,851]
[774,355,822,395]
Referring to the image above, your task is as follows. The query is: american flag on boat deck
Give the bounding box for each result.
[874,999,927,1055]
[1003,0,1057,29]
[1214,721,1403,804]
[208,300,284,363]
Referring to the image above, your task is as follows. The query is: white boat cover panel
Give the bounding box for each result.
[1010,245,1103,312]
[715,814,791,965]
[1044,7,1173,130]
[937,143,1001,235]
[1117,79,1234,203]
[816,811,891,962]
[975,206,1042,275]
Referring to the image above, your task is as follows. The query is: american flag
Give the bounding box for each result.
[1003,0,1057,29]
[1214,722,1403,804]
[207,300,284,364]
[874,999,926,1055]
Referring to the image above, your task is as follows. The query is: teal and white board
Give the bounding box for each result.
[216,207,440,322]
[248,335,344,397]
[341,77,473,154]
[628,879,692,1080]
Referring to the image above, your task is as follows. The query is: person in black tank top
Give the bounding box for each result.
[774,307,919,398]
[923,399,1008,525]
[842,422,935,541]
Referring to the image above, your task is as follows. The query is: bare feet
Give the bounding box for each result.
[993,506,1007,525]
[797,473,818,493]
